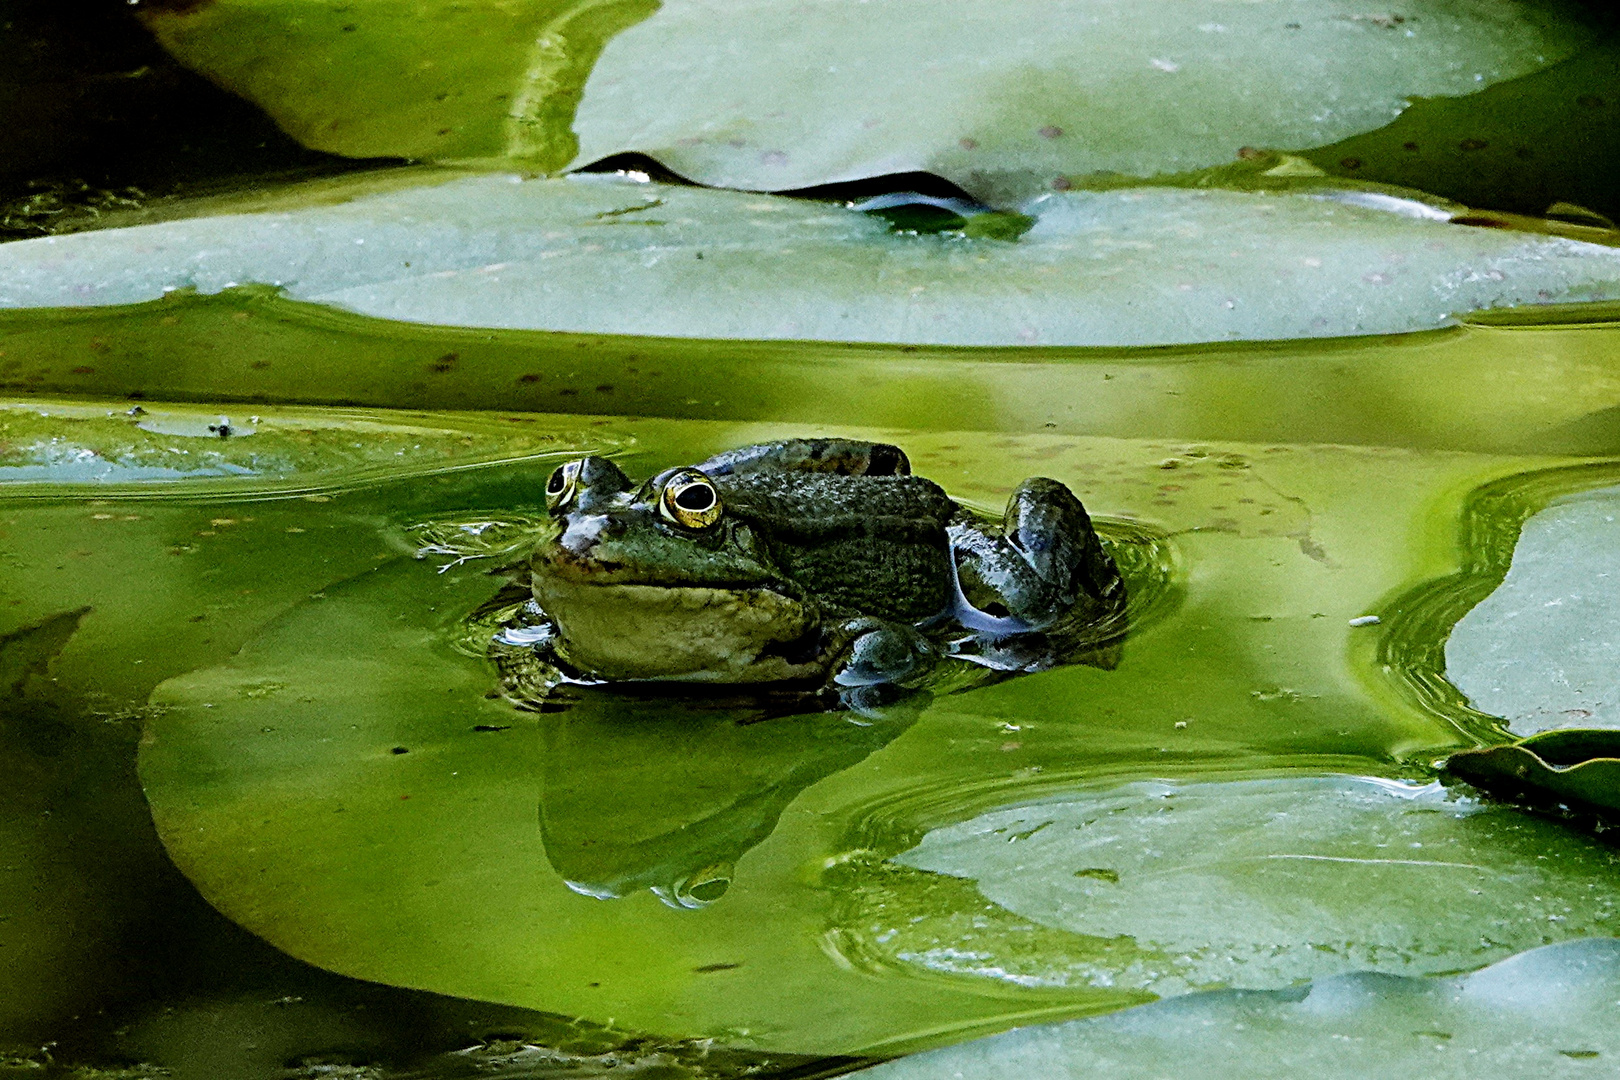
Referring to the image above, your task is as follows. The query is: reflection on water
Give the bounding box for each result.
[539,696,922,909]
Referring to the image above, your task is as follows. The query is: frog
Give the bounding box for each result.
[508,438,1126,703]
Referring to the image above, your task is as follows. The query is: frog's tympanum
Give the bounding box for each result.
[498,438,1125,707]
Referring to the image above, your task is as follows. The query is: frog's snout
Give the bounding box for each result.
[557,514,616,557]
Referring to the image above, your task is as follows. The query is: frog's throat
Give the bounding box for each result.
[531,576,825,684]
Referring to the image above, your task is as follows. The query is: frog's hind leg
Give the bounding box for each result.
[953,478,1124,631]
[697,439,910,478]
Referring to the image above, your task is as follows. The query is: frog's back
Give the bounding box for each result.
[717,472,955,622]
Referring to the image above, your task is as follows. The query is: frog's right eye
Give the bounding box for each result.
[545,460,583,512]
[660,471,723,529]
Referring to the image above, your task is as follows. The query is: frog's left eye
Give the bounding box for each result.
[545,460,583,512]
[660,471,723,529]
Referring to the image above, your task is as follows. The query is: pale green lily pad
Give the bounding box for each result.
[845,774,1620,995]
[1446,486,1620,735]
[859,938,1620,1079]
[572,0,1594,200]
[5,172,1620,346]
[139,0,1596,198]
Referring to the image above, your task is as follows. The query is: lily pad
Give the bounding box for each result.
[5,172,1620,346]
[1444,728,1620,817]
[842,774,1620,996]
[1445,486,1620,735]
[139,0,660,169]
[0,399,604,489]
[138,0,1597,199]
[858,937,1620,1079]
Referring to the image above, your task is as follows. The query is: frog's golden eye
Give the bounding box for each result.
[660,471,723,529]
[545,459,582,512]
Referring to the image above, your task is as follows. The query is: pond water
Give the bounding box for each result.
[1,381,1617,1074]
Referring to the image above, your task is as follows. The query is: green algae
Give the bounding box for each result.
[6,289,1620,458]
[48,407,1588,1055]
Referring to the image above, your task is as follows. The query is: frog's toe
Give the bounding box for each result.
[834,622,937,687]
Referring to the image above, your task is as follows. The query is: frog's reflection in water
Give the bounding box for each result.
[535,689,926,909]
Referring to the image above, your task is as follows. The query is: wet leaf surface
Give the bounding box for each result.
[862,775,1620,995]
[1446,486,1620,735]
[138,0,1598,201]
[857,937,1620,1079]
[5,172,1620,346]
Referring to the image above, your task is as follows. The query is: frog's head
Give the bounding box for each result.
[530,456,824,683]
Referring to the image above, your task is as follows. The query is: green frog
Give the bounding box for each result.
[509,438,1125,703]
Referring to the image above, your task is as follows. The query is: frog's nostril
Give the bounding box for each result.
[559,517,610,555]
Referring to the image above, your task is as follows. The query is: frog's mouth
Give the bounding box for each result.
[530,571,826,684]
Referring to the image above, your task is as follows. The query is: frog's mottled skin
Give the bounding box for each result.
[526,438,1123,692]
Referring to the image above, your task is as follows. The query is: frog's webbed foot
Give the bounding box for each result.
[951,477,1124,632]
[697,438,910,478]
[830,617,939,688]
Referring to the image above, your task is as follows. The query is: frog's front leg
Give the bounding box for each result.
[829,616,939,688]
[950,477,1124,632]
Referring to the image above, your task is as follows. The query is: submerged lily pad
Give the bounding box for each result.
[1444,728,1620,818]
[0,399,603,489]
[841,775,1620,995]
[139,0,1596,199]
[1446,486,1620,735]
[859,937,1620,1079]
[5,172,1620,346]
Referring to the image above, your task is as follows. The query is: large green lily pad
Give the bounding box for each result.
[5,172,1620,346]
[139,0,660,169]
[858,937,1620,1079]
[138,0,1597,198]
[1445,486,1620,735]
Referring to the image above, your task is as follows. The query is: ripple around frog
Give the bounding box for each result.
[427,514,1180,717]
[1369,460,1620,750]
[427,514,1179,909]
